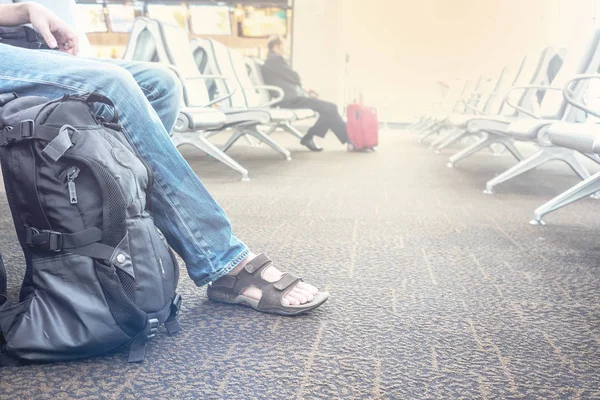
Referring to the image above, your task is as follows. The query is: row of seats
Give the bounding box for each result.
[123,18,318,181]
[410,29,600,225]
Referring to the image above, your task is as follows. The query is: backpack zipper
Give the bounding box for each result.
[66,166,81,204]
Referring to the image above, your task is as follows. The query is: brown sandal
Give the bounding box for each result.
[207,254,329,316]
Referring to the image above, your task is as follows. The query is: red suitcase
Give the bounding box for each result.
[346,104,378,151]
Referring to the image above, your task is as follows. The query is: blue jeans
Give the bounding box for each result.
[0,44,249,286]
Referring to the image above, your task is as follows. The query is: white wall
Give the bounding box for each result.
[292,0,600,122]
[291,0,345,106]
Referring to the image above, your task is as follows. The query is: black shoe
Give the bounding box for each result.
[300,135,323,152]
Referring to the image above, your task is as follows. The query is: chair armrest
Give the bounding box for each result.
[176,107,227,132]
[502,85,563,119]
[241,85,285,107]
[161,65,237,107]
[562,74,600,119]
[182,76,237,107]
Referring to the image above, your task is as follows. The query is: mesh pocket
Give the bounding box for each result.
[87,159,127,248]
[95,261,146,338]
[116,268,136,303]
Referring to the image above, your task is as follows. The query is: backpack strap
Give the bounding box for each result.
[0,93,17,107]
[0,250,6,307]
[0,120,71,147]
[24,227,115,262]
[128,318,159,363]
[164,294,182,335]
[0,26,49,50]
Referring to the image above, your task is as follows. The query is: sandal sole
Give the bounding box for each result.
[208,290,329,316]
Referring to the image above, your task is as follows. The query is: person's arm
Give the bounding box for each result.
[0,4,30,26]
[0,2,79,55]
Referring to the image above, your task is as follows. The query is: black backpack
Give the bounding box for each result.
[0,26,52,50]
[0,92,182,365]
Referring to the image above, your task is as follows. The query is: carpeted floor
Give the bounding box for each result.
[2,129,600,399]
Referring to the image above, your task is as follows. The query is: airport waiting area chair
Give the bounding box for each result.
[244,56,318,140]
[477,32,600,194]
[529,74,600,224]
[431,49,557,154]
[409,29,600,225]
[124,18,302,179]
[416,76,485,144]
[190,38,294,159]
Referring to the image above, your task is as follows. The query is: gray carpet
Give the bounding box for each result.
[2,130,600,399]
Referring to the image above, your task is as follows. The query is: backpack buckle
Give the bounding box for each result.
[25,228,63,252]
[171,294,182,317]
[20,120,34,138]
[1,126,17,146]
[147,318,159,339]
[0,120,34,146]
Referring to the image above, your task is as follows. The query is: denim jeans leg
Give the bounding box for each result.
[0,45,248,285]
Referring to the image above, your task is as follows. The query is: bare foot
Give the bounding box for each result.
[224,252,319,306]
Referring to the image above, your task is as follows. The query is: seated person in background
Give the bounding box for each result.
[262,35,353,152]
[0,2,329,315]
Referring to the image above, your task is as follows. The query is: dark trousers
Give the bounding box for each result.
[278,97,349,144]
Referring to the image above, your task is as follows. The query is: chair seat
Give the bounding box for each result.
[178,107,227,131]
[292,109,317,120]
[507,119,557,141]
[547,122,600,154]
[263,108,296,122]
[465,116,516,134]
[221,108,271,127]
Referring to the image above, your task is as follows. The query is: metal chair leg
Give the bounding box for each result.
[171,132,249,181]
[447,133,491,167]
[433,129,469,152]
[243,134,255,146]
[531,170,600,225]
[430,127,459,149]
[241,126,292,160]
[221,130,244,153]
[447,132,522,168]
[281,122,305,140]
[484,148,553,194]
[562,150,591,180]
[484,147,589,194]
[417,123,441,143]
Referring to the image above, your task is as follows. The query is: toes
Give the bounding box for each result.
[294,287,314,302]
[285,295,300,306]
[287,289,307,304]
[298,282,319,295]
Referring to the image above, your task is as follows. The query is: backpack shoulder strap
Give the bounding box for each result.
[0,26,49,50]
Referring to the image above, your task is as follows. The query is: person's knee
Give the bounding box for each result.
[91,63,139,94]
[316,101,339,116]
[138,64,183,106]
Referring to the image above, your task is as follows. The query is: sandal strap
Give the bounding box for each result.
[210,254,272,293]
[244,253,272,274]
[274,272,302,291]
[257,272,303,310]
[210,274,236,289]
[209,254,305,311]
